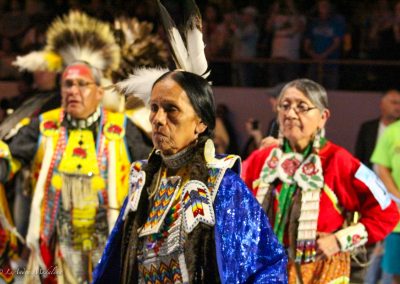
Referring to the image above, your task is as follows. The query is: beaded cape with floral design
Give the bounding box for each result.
[257,142,324,263]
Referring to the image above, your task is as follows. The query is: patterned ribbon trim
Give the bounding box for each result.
[256,141,324,263]
[182,180,215,233]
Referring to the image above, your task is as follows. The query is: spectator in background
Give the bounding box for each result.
[392,1,400,57]
[241,117,263,160]
[207,0,234,11]
[214,103,239,155]
[267,0,305,86]
[203,4,234,86]
[20,12,53,53]
[303,0,345,90]
[354,89,400,284]
[355,89,400,170]
[232,6,259,86]
[369,0,400,88]
[203,3,222,49]
[256,5,273,86]
[265,82,285,138]
[367,0,393,53]
[241,83,284,160]
[371,115,400,284]
[0,0,29,80]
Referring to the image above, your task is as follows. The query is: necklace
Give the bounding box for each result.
[159,144,196,170]
[148,167,164,199]
[66,106,101,129]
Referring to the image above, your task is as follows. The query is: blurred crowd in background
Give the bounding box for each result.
[1,0,400,91]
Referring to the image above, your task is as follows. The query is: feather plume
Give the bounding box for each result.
[184,0,209,77]
[13,51,48,72]
[12,51,63,72]
[186,27,210,77]
[115,67,169,104]
[116,0,210,107]
[59,46,106,71]
[112,17,169,81]
[156,0,191,71]
[45,11,120,78]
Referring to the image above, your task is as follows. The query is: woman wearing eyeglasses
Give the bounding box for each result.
[243,78,399,283]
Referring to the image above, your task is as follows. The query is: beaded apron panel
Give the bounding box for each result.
[137,176,187,284]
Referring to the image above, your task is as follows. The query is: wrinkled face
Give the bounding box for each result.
[277,87,329,151]
[381,90,400,120]
[149,77,206,156]
[61,64,103,119]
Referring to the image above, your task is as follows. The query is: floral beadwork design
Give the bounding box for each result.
[43,120,58,130]
[297,155,323,190]
[72,147,87,159]
[335,223,368,251]
[281,157,301,177]
[276,152,303,184]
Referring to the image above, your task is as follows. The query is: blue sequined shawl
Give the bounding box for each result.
[92,169,287,283]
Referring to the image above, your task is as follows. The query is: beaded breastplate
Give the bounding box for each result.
[125,154,240,284]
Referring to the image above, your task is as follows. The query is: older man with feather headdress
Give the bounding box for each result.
[0,12,153,283]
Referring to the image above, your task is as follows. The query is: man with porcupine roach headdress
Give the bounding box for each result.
[0,11,152,283]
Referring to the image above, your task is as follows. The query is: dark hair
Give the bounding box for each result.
[153,70,216,137]
[122,72,221,282]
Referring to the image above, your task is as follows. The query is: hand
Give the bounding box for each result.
[316,232,340,260]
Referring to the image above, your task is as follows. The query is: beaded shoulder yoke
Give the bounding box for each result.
[122,154,241,235]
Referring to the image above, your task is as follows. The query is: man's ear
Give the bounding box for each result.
[195,121,207,135]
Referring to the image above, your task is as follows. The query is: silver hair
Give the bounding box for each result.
[278,78,328,111]
[63,61,103,85]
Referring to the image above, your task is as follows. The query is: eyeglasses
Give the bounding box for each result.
[61,79,97,91]
[277,102,318,114]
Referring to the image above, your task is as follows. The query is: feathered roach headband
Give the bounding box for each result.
[13,11,120,79]
[115,0,210,103]
[112,16,169,82]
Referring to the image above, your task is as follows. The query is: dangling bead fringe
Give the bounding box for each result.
[61,174,99,210]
